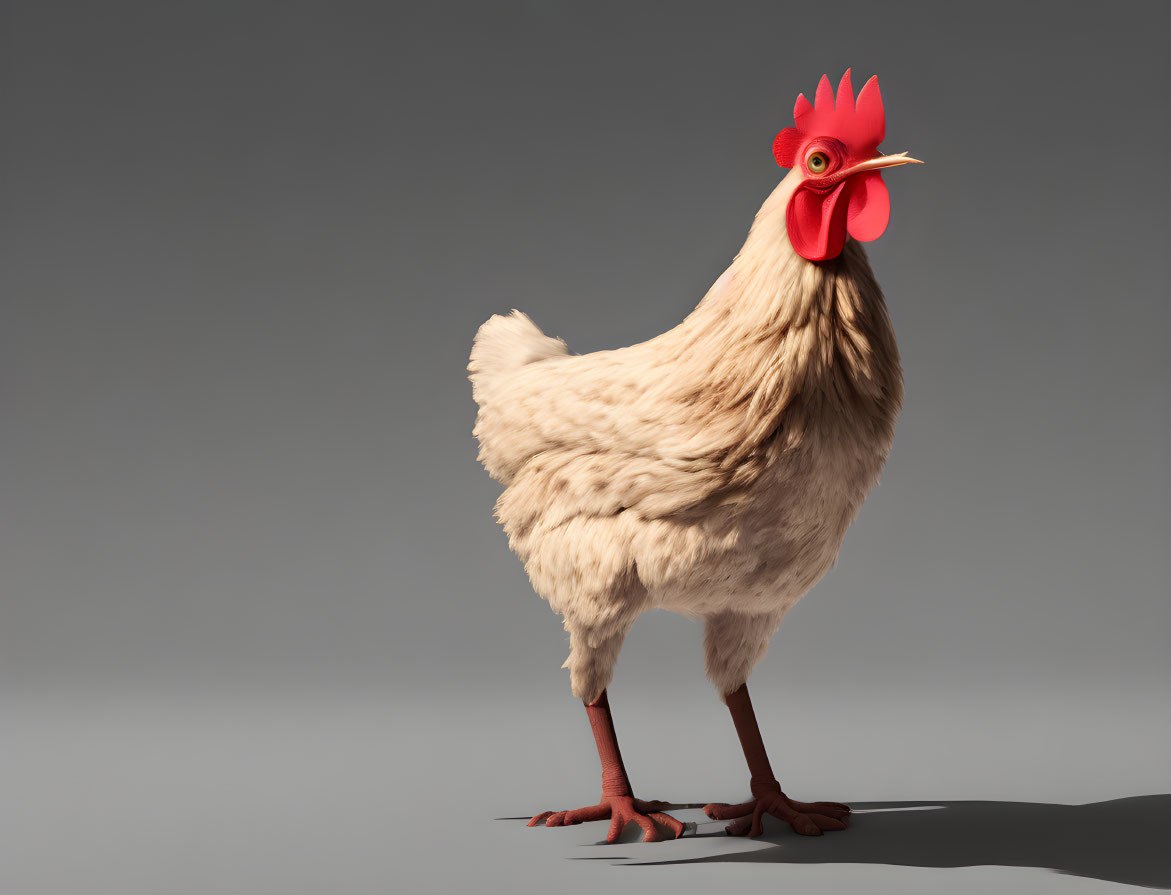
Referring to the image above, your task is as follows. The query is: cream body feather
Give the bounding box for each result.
[469,172,903,701]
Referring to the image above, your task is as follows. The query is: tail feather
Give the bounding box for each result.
[468,310,568,403]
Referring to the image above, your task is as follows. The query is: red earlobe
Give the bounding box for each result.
[846,171,890,242]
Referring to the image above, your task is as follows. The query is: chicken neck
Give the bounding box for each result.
[655,175,895,468]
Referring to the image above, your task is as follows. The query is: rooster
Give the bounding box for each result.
[469,71,919,842]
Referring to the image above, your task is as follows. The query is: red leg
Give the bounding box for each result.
[704,684,850,837]
[528,690,684,843]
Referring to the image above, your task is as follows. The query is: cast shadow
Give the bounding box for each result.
[629,795,1171,890]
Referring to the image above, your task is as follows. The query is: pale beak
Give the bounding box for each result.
[842,151,924,177]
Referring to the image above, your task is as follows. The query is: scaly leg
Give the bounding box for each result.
[704,684,850,837]
[528,690,684,843]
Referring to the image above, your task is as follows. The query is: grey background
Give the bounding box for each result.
[2,1,1168,893]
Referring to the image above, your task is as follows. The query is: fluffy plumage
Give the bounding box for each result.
[470,172,902,701]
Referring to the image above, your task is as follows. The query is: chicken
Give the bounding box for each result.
[469,71,919,842]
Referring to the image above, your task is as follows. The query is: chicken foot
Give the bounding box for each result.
[528,689,685,843]
[704,683,851,837]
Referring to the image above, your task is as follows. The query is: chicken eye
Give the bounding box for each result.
[806,151,830,175]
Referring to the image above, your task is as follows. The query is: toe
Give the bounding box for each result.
[705,800,756,820]
[545,810,568,827]
[724,815,753,836]
[786,798,851,821]
[527,811,554,827]
[605,813,624,844]
[807,812,847,831]
[790,813,823,836]
[633,813,661,843]
[650,812,685,839]
[811,800,851,813]
[748,808,766,838]
[564,803,609,825]
[810,803,850,820]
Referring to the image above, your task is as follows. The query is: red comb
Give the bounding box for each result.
[773,70,885,167]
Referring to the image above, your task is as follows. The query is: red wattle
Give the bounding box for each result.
[786,172,892,261]
[786,181,851,262]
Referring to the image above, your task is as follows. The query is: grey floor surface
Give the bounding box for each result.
[6,688,1169,895]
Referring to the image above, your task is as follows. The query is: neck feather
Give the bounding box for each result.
[656,178,901,463]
